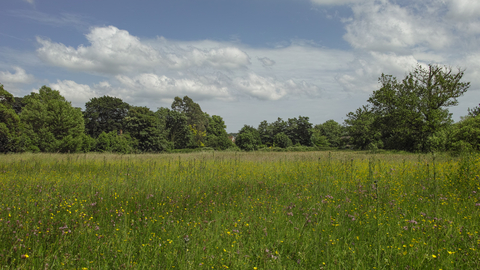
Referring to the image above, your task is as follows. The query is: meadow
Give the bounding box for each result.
[0,151,479,269]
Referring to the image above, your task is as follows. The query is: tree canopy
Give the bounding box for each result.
[20,86,85,153]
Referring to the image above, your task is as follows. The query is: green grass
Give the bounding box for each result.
[0,151,479,269]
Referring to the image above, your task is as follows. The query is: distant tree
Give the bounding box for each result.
[273,132,292,148]
[257,120,273,146]
[124,106,169,152]
[156,107,191,149]
[94,131,135,153]
[0,85,22,152]
[235,125,261,151]
[314,119,344,148]
[449,115,480,152]
[171,96,207,147]
[205,114,234,150]
[285,116,313,146]
[344,105,381,150]
[310,129,330,148]
[84,96,130,138]
[21,86,85,152]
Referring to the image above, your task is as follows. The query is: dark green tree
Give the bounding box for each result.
[21,86,85,152]
[285,116,313,146]
[84,96,130,138]
[171,96,207,147]
[449,115,480,152]
[235,125,261,151]
[124,106,169,152]
[156,107,191,149]
[205,114,234,150]
[314,119,344,148]
[344,105,382,150]
[0,85,23,152]
[257,120,273,146]
[273,132,293,148]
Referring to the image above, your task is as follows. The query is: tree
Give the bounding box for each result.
[273,132,292,148]
[205,114,234,150]
[449,115,480,152]
[314,120,344,148]
[285,116,313,146]
[257,120,273,146]
[171,96,207,147]
[235,125,261,151]
[156,107,191,149]
[344,105,382,150]
[124,106,169,152]
[21,86,85,152]
[0,85,22,152]
[84,96,130,138]
[367,64,469,152]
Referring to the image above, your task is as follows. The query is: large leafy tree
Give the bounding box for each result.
[235,125,261,151]
[124,106,169,152]
[171,96,207,147]
[314,119,345,148]
[344,105,382,150]
[0,85,22,152]
[348,64,469,152]
[449,115,480,152]
[21,86,85,152]
[84,96,130,138]
[156,107,192,149]
[285,116,313,146]
[205,114,233,150]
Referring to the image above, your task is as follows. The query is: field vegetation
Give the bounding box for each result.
[0,151,479,269]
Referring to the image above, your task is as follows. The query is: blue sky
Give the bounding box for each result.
[1,0,479,132]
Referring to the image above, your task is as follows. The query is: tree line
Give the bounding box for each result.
[1,64,479,154]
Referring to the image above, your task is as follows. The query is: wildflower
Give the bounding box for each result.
[432,255,437,258]
[21,254,29,259]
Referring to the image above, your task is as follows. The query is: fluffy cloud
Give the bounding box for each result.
[37,26,250,75]
[343,1,452,53]
[0,66,35,84]
[49,80,98,106]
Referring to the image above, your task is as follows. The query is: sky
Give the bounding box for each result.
[1,0,480,132]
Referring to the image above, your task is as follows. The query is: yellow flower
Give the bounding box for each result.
[432,255,437,258]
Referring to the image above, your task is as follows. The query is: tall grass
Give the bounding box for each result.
[0,152,479,269]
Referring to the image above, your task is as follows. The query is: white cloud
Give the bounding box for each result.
[23,0,34,5]
[447,0,480,20]
[0,66,35,84]
[36,26,250,75]
[343,1,451,53]
[49,80,98,106]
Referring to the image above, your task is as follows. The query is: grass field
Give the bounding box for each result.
[0,151,479,269]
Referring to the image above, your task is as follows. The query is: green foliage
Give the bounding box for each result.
[205,114,234,150]
[84,96,130,138]
[345,105,381,150]
[285,116,313,146]
[449,115,480,153]
[314,119,345,148]
[235,125,261,151]
[94,131,135,153]
[345,64,469,152]
[468,103,480,117]
[171,96,207,147]
[273,132,293,148]
[310,129,330,148]
[124,106,170,152]
[20,86,85,153]
[156,107,192,150]
[0,85,23,152]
